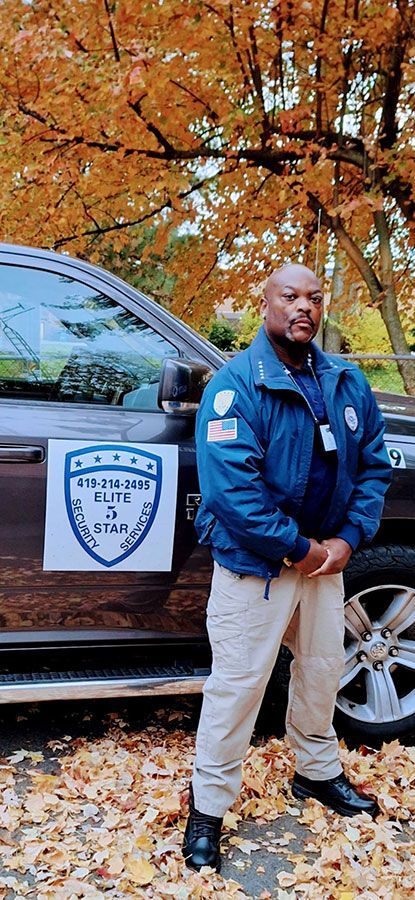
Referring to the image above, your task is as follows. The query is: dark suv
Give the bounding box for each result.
[0,244,414,744]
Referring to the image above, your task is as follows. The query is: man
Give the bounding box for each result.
[183,264,392,873]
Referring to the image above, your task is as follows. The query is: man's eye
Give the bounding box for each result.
[283,294,296,301]
[312,296,323,305]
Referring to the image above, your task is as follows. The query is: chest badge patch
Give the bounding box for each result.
[213,390,236,416]
[344,405,358,432]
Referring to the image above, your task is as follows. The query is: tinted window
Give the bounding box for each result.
[0,266,178,409]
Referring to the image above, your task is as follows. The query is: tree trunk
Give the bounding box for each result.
[324,202,415,395]
[379,285,415,395]
[323,249,345,353]
[373,210,415,396]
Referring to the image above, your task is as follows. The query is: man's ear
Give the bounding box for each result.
[260,297,267,320]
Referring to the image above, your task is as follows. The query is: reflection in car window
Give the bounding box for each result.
[0,266,178,409]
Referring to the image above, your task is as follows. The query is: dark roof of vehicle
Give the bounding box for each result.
[377,392,415,420]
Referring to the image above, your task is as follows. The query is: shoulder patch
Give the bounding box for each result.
[207,418,238,442]
[344,405,358,432]
[213,390,236,416]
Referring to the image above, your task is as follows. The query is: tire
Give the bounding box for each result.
[336,544,415,746]
[267,545,415,747]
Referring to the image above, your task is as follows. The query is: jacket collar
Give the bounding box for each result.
[249,325,354,389]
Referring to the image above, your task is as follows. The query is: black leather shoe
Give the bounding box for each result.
[291,771,379,818]
[182,784,222,872]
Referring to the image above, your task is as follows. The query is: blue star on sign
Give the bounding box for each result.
[94,455,102,463]
[147,462,154,470]
[75,459,83,468]
[130,456,138,464]
[113,453,121,461]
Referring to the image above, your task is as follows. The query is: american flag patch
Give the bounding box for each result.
[207,418,238,442]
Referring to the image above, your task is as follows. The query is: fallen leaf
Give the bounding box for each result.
[106,854,124,875]
[229,837,261,854]
[277,871,297,887]
[223,810,240,830]
[125,856,155,885]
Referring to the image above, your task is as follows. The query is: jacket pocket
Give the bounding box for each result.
[196,507,240,552]
[195,506,217,544]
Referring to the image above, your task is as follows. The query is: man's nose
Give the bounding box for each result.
[295,295,313,313]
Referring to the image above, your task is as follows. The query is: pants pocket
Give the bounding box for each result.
[218,565,246,580]
[207,613,247,672]
[208,564,249,615]
[288,657,344,736]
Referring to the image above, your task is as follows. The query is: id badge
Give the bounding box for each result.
[319,423,337,452]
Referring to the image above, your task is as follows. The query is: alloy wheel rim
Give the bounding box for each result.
[336,584,415,724]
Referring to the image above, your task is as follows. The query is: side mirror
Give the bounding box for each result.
[158,358,213,414]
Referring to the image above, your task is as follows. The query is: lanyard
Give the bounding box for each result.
[282,353,321,425]
[283,355,338,453]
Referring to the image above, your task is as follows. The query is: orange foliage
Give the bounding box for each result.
[0,0,414,336]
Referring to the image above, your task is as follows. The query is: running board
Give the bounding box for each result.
[0,665,209,704]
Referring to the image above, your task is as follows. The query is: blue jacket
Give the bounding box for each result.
[195,327,392,585]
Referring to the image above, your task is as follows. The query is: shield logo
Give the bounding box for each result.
[344,405,358,432]
[64,444,162,568]
[213,390,236,416]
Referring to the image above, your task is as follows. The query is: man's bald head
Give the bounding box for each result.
[261,263,323,347]
[264,264,322,302]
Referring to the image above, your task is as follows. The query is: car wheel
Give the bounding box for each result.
[335,544,415,746]
[266,545,415,746]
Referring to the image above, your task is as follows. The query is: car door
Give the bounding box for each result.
[0,252,213,646]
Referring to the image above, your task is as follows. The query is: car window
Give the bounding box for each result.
[0,265,179,409]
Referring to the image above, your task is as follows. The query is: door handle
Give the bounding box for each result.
[0,445,45,463]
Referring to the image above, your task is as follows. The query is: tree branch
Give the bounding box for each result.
[52,201,171,249]
[169,79,219,122]
[379,1,412,149]
[224,3,251,94]
[103,0,120,62]
[180,238,230,317]
[315,0,330,134]
[51,174,218,249]
[201,0,251,96]
[246,24,269,143]
[307,192,382,300]
[16,97,415,226]
[386,173,415,224]
[272,8,286,115]
[52,10,89,53]
[128,98,177,157]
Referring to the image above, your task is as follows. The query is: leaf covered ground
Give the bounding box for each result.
[0,706,414,900]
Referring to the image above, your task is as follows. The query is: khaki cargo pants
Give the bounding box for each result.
[192,561,345,818]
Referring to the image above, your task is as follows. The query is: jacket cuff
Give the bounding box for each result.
[288,535,311,563]
[335,524,361,551]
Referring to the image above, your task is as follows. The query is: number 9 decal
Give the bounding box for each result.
[387,447,406,468]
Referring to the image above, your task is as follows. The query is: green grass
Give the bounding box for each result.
[359,363,406,395]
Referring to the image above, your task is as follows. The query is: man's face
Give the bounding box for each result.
[261,266,323,344]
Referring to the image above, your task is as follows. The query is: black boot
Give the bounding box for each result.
[182,784,222,872]
[292,771,379,818]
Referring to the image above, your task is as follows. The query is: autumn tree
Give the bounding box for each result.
[0,0,414,390]
[98,225,199,309]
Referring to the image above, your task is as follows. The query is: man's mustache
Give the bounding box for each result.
[290,315,315,328]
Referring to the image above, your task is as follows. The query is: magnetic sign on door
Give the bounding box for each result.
[64,444,162,567]
[43,440,178,571]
